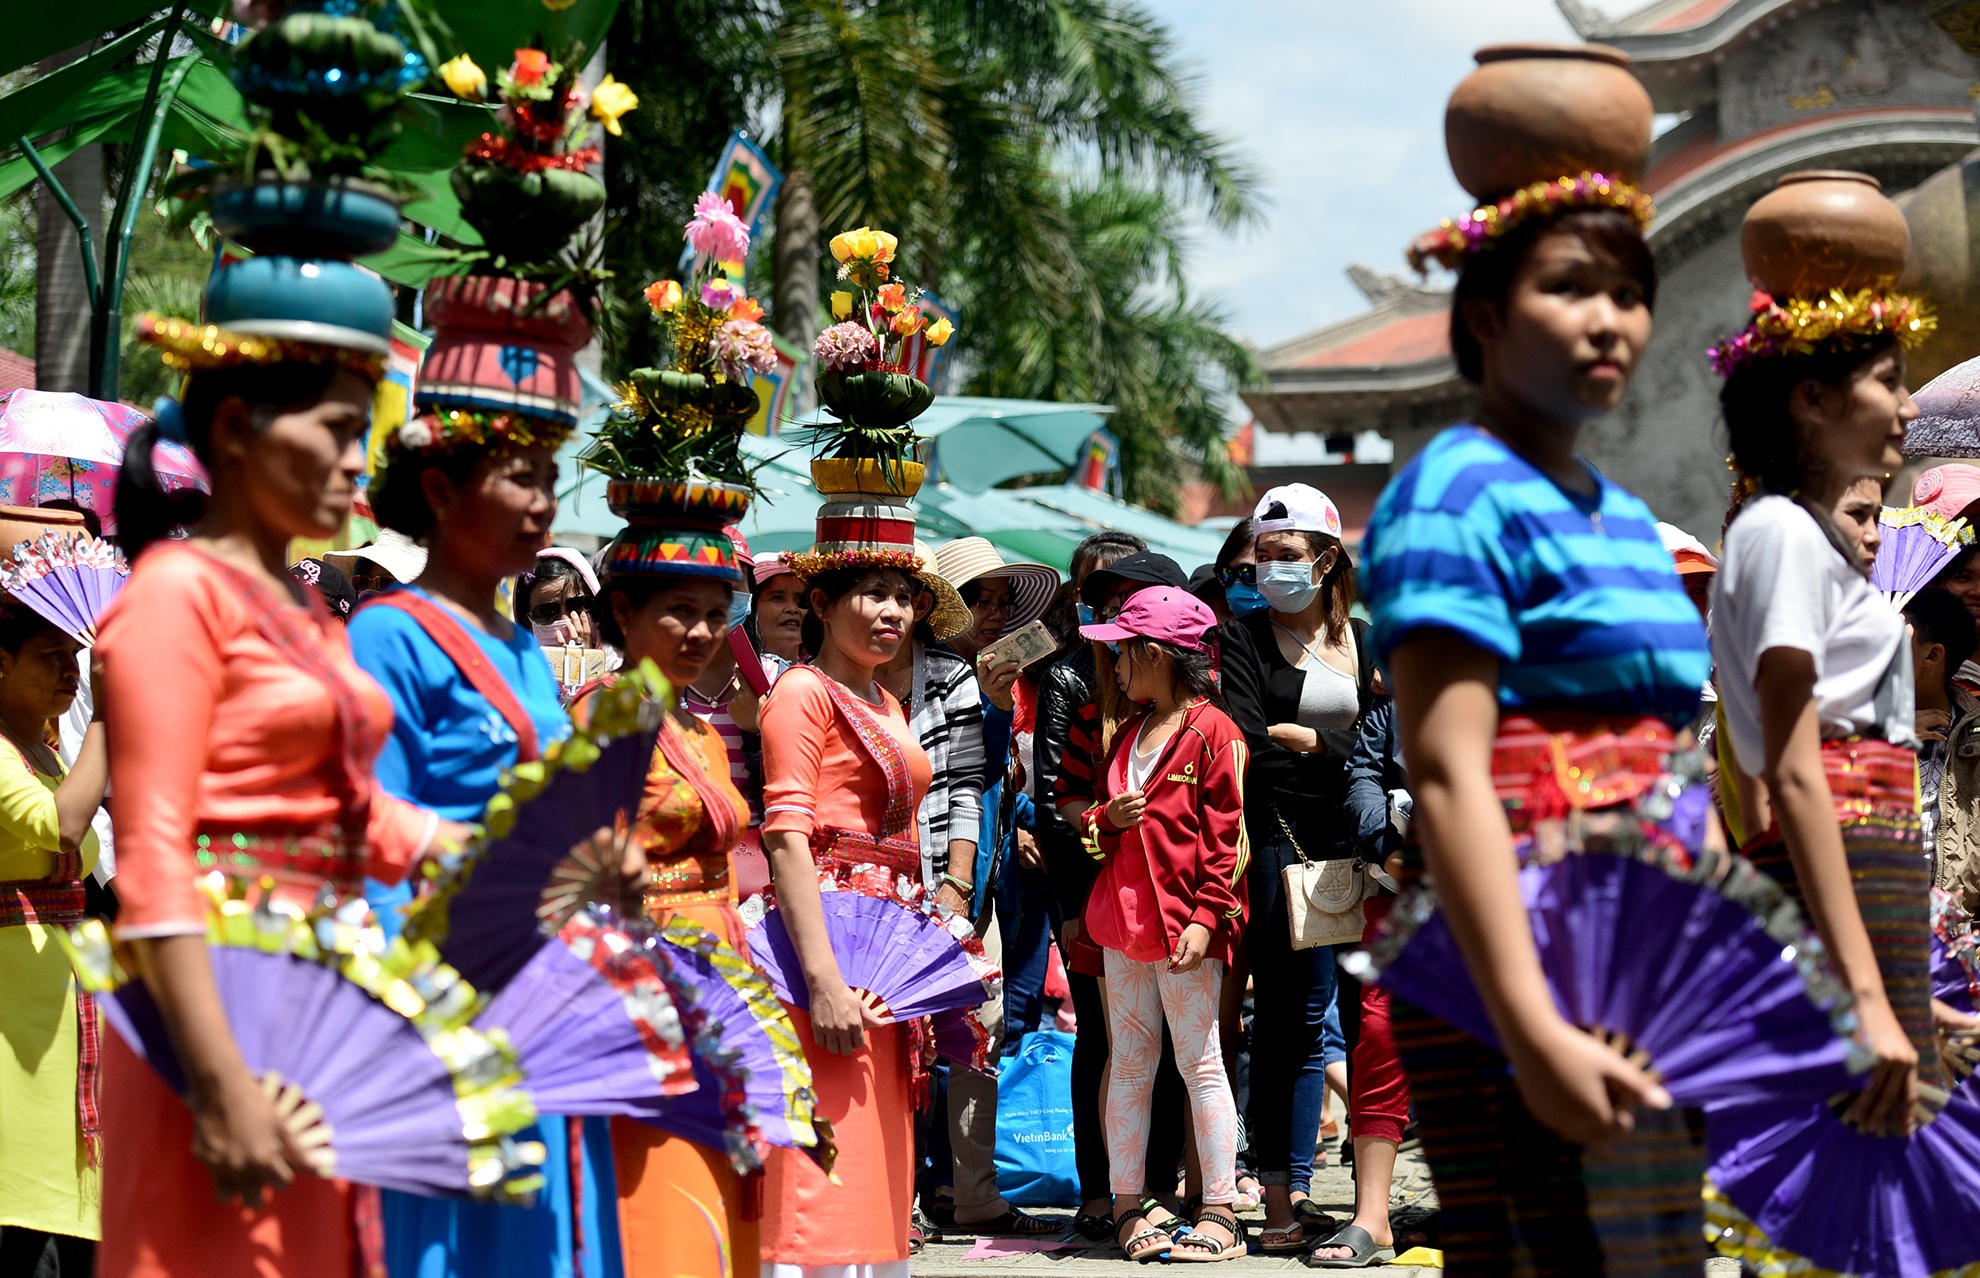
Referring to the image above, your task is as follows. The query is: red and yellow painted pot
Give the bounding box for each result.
[598,476,752,584]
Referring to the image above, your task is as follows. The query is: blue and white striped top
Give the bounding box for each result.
[1362,425,1710,727]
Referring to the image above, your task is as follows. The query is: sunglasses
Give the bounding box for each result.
[1217,565,1256,588]
[526,596,594,626]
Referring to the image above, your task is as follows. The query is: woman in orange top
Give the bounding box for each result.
[758,560,933,1277]
[100,330,459,1276]
[577,512,758,1276]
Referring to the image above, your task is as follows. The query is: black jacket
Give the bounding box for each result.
[1034,647,1102,924]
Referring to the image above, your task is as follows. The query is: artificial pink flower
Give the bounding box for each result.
[685,190,751,263]
[713,319,779,380]
[814,321,878,374]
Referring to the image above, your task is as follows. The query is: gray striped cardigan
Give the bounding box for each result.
[908,642,987,894]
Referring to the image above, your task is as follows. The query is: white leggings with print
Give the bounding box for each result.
[1101,948,1240,1205]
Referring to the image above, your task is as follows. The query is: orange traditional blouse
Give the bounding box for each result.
[637,713,751,909]
[97,543,432,936]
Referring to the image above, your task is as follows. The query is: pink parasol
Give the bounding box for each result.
[0,390,206,534]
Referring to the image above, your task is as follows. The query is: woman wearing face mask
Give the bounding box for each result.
[1359,45,1713,1273]
[1214,518,1263,620]
[1702,173,1980,1275]
[525,548,609,701]
[350,360,620,1278]
[1217,484,1373,1252]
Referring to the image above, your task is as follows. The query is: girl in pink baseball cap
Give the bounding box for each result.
[1074,586,1252,1261]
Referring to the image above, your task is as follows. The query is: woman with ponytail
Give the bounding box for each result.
[96,316,461,1277]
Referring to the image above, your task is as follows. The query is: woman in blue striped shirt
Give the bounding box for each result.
[1357,46,1711,1277]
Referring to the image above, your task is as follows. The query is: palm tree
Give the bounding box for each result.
[601,0,1258,503]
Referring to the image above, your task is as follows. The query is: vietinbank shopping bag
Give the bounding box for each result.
[994,1031,1078,1206]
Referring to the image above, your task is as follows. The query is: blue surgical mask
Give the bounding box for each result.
[1256,560,1321,613]
[728,589,753,628]
[1077,602,1095,627]
[1224,581,1270,617]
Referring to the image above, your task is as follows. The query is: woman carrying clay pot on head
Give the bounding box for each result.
[1700,173,1980,1277]
[1359,43,1714,1273]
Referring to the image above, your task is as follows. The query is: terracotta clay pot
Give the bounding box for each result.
[1445,43,1653,200]
[0,505,85,561]
[809,457,926,499]
[1742,171,1910,298]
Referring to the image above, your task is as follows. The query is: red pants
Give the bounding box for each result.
[1348,897,1411,1144]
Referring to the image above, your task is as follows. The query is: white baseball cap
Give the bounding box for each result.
[1253,483,1343,540]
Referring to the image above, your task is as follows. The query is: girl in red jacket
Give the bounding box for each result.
[1079,587,1250,1262]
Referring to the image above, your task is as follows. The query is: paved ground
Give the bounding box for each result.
[912,1144,1444,1275]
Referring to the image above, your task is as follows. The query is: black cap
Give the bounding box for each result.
[1081,550,1187,607]
[1187,563,1223,600]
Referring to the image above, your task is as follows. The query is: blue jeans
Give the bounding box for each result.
[1245,810,1346,1195]
[997,858,1054,1046]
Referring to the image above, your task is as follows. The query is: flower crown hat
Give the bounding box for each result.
[1407,43,1656,274]
[578,194,783,586]
[786,224,955,586]
[1706,171,1935,377]
[389,42,637,460]
[139,0,431,436]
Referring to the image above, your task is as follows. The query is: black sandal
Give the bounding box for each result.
[957,1206,1059,1236]
[1072,1211,1116,1242]
[1173,1205,1247,1263]
[1114,1206,1174,1263]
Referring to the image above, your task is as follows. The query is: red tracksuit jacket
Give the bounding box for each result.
[1081,698,1251,967]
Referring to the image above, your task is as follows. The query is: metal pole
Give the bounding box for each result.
[17,136,100,314]
[91,3,188,401]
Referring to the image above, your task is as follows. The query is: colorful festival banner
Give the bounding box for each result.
[1071,428,1120,495]
[748,330,804,436]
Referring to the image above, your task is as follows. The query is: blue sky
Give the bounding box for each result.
[1142,0,1581,350]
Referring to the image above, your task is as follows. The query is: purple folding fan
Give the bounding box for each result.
[1708,1080,1980,1277]
[470,905,696,1118]
[746,891,998,1023]
[932,1005,996,1077]
[1345,847,1868,1108]
[402,676,663,992]
[0,531,127,644]
[92,943,540,1201]
[1871,506,1974,607]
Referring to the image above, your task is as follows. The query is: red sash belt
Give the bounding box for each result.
[812,826,922,877]
[1491,713,1676,834]
[1740,737,1918,853]
[0,872,97,1169]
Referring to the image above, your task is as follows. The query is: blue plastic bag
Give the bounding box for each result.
[994,1030,1079,1206]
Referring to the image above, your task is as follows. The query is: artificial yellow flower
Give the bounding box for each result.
[590,74,638,137]
[644,279,682,313]
[829,226,899,265]
[439,53,486,101]
[542,0,577,10]
[830,291,855,320]
[877,283,907,314]
[925,316,954,346]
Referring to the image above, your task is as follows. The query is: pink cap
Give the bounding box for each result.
[1079,586,1216,652]
[725,525,755,581]
[1913,465,1980,521]
[752,551,794,585]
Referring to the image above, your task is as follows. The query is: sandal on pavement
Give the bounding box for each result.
[1257,1222,1306,1254]
[1293,1198,1337,1231]
[956,1206,1059,1236]
[1114,1207,1173,1263]
[1305,1225,1393,1269]
[1233,1174,1263,1213]
[1142,1196,1193,1241]
[1173,1206,1247,1263]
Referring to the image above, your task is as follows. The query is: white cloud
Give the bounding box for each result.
[1145,0,1580,347]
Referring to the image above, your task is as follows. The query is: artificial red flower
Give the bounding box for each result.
[510,48,551,88]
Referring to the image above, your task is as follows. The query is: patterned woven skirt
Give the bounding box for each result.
[1392,714,1706,1277]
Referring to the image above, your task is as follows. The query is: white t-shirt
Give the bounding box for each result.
[1711,495,1914,776]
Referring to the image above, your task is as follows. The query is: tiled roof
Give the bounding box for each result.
[1291,311,1448,369]
[0,348,33,393]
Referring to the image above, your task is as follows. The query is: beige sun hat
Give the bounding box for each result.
[323,528,427,584]
[911,539,973,644]
[933,537,1061,634]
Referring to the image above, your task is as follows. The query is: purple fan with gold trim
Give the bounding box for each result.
[0,531,127,644]
[1871,506,1974,607]
[745,891,998,1023]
